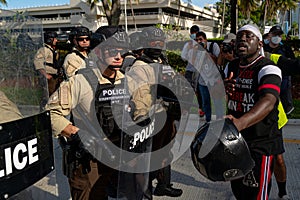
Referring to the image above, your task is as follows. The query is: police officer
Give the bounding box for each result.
[47,26,129,200]
[34,31,59,96]
[127,27,183,197]
[63,26,91,78]
[0,91,23,123]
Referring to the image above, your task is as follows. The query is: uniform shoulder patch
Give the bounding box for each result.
[60,83,69,105]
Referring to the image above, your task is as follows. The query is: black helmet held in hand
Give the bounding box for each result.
[190,119,254,182]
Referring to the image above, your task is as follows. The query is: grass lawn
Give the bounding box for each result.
[288,99,300,119]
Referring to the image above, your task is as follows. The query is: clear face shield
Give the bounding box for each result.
[0,9,57,199]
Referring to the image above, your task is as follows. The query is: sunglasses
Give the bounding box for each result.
[77,37,90,42]
[149,41,164,48]
[105,48,128,57]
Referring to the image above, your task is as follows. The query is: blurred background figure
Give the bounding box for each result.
[34,31,60,97]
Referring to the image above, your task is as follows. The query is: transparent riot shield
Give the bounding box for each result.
[0,9,57,200]
[189,41,227,154]
[113,28,201,199]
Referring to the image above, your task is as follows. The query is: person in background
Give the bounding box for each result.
[34,31,59,96]
[264,25,295,115]
[217,33,236,79]
[224,24,283,200]
[263,25,293,200]
[181,25,204,117]
[0,91,23,123]
[126,27,183,198]
[262,33,270,47]
[63,26,91,78]
[196,31,221,122]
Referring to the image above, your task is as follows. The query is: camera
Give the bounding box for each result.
[222,43,233,53]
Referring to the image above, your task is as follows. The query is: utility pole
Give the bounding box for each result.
[230,0,237,34]
[124,0,128,33]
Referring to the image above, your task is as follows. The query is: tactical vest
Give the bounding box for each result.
[95,80,129,145]
[135,55,182,119]
[44,45,58,69]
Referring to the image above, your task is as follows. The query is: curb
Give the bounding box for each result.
[287,119,300,125]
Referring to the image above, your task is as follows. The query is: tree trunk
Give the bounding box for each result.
[129,0,137,31]
[221,0,226,35]
[230,0,237,34]
[101,0,121,26]
[177,0,181,27]
[262,0,269,31]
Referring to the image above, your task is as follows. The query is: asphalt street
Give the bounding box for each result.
[9,117,300,200]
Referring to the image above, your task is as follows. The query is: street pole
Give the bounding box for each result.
[124,0,128,33]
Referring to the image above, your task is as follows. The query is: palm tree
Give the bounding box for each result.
[277,0,298,27]
[0,0,7,5]
[220,0,226,35]
[87,0,121,26]
[128,0,138,31]
[239,0,260,21]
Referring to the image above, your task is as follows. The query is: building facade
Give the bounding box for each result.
[5,0,222,38]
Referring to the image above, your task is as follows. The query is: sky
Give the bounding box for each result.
[3,0,218,9]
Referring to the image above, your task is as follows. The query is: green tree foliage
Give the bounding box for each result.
[216,0,298,32]
[0,0,7,5]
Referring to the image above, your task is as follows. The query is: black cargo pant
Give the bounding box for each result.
[150,114,177,188]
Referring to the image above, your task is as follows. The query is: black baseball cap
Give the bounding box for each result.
[269,25,284,35]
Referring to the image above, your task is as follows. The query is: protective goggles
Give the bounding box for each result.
[105,48,128,57]
[149,41,165,48]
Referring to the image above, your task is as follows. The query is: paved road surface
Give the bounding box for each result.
[10,117,300,200]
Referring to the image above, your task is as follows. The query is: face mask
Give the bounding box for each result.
[190,33,196,40]
[144,48,162,59]
[271,36,281,44]
[263,39,269,45]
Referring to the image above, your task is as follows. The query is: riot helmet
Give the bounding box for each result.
[95,26,129,49]
[93,26,129,66]
[72,26,91,50]
[141,27,166,59]
[90,32,106,50]
[129,31,143,51]
[73,26,92,38]
[190,119,255,182]
[44,31,58,46]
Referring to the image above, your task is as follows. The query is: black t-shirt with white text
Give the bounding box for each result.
[227,56,282,155]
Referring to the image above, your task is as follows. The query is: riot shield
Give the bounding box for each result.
[69,27,227,199]
[112,28,200,199]
[0,9,57,200]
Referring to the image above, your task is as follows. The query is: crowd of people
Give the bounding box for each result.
[2,23,296,200]
[185,24,294,200]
